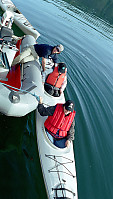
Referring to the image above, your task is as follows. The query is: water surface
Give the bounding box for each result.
[0,0,113,198]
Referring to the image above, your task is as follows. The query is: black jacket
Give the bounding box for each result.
[38,103,75,141]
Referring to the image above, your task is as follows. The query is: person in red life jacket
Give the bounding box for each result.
[42,62,67,97]
[38,97,76,148]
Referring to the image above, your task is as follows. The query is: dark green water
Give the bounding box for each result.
[63,0,113,25]
[0,0,113,198]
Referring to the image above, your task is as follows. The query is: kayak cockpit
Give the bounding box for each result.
[45,129,67,149]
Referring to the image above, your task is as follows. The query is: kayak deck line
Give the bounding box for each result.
[52,187,76,197]
[45,154,76,178]
[45,154,76,198]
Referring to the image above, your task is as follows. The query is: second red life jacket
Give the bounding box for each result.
[45,66,66,88]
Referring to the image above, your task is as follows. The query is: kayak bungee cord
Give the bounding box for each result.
[0,81,39,101]
[45,154,76,198]
[54,155,65,198]
[46,154,76,177]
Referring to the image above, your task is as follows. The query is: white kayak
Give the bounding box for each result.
[0,0,40,39]
[36,109,78,199]
[36,92,78,199]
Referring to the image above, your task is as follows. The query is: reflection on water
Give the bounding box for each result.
[62,0,113,25]
[44,0,113,40]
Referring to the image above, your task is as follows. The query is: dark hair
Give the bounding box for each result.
[58,62,67,73]
[64,100,74,112]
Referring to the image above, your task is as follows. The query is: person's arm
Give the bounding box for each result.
[38,97,56,116]
[51,54,58,63]
[65,120,75,147]
[60,68,67,95]
[60,75,67,93]
[42,68,53,83]
[42,57,46,71]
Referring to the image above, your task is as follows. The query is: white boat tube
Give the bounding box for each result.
[0,34,43,117]
[0,0,40,39]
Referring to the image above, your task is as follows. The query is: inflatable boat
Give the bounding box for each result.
[0,9,65,117]
[0,0,40,39]
[0,33,42,116]
[0,9,41,116]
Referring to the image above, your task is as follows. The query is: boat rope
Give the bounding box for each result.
[53,187,76,198]
[54,197,72,199]
[0,81,39,101]
[46,154,76,198]
[45,154,76,178]
[54,155,65,198]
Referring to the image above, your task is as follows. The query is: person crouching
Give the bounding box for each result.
[42,62,67,97]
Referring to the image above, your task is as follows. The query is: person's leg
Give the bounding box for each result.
[54,138,66,148]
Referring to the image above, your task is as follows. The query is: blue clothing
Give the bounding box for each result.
[34,44,58,63]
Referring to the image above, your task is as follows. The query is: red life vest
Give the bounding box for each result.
[45,66,66,88]
[44,104,76,139]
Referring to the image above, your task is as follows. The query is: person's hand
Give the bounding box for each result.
[60,89,62,95]
[39,96,43,104]
[41,71,46,85]
[65,140,70,148]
